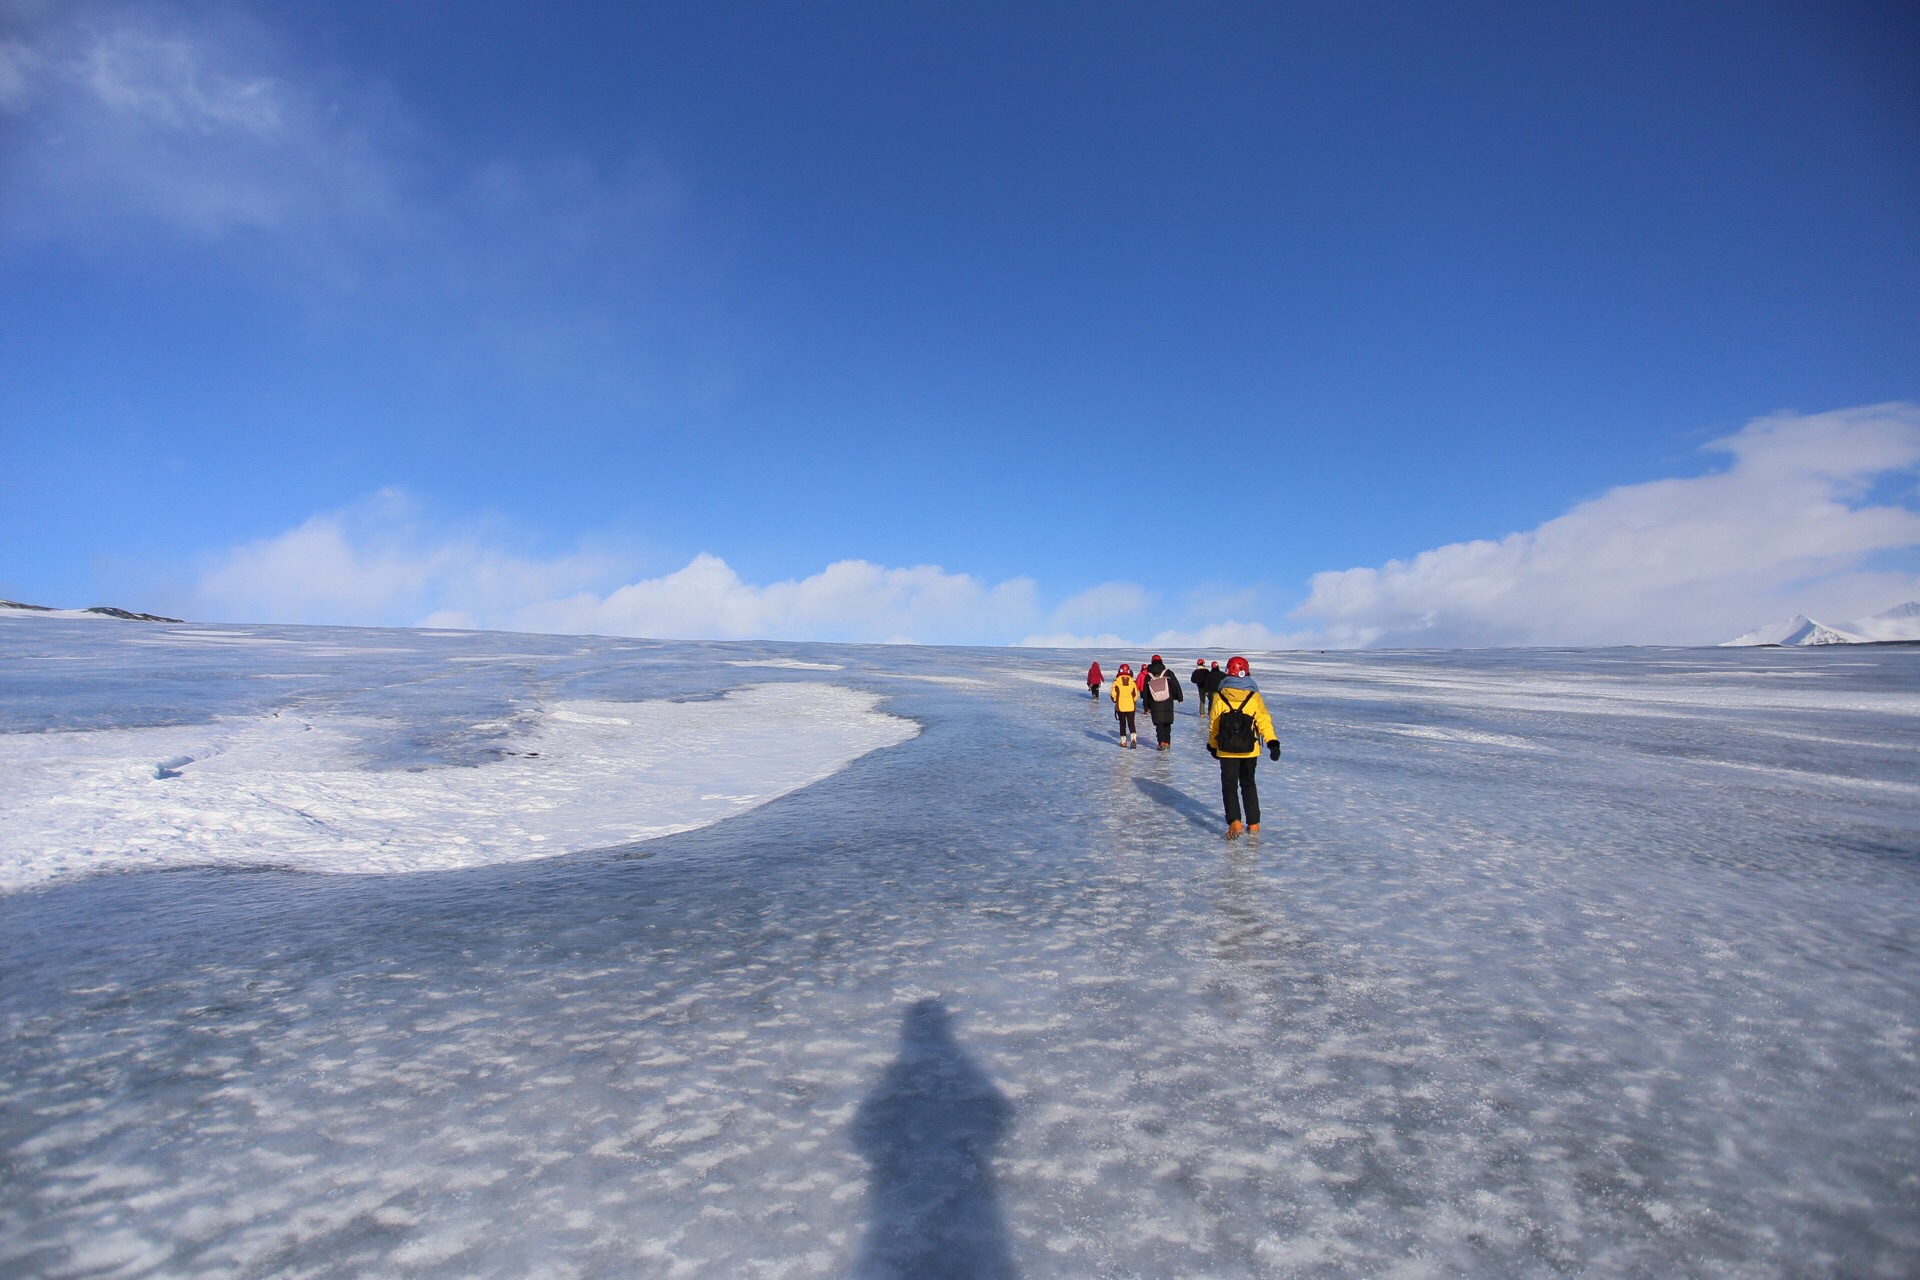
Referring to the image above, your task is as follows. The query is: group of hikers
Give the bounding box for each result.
[1085,655,1280,841]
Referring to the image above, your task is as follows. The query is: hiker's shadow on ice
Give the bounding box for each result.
[1133,777,1219,834]
[851,999,1018,1280]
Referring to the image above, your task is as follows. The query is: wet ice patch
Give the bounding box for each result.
[0,684,916,891]
[443,653,561,663]
[1006,671,1088,691]
[725,658,846,671]
[1369,724,1551,751]
[126,630,299,646]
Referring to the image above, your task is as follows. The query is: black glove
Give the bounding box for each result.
[1267,741,1281,761]
[1207,746,1218,759]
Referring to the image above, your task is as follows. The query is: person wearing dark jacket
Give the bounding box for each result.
[1138,654,1184,750]
[1191,659,1220,715]
[1206,655,1280,839]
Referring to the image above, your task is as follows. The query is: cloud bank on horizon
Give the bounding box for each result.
[183,404,1920,649]
[1298,402,1920,648]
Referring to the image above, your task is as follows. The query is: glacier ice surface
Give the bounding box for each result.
[2,617,1918,1277]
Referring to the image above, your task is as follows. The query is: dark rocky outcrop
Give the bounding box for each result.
[2,599,183,622]
[83,606,185,622]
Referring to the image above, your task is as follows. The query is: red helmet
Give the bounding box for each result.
[1150,654,1162,663]
[1119,662,1131,673]
[1226,656,1250,677]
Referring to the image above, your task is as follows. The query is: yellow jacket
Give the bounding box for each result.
[1109,675,1138,713]
[1207,684,1277,759]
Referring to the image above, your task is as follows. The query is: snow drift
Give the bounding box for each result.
[0,683,915,891]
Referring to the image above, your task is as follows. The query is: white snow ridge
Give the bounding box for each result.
[0,684,915,891]
[1720,600,1920,646]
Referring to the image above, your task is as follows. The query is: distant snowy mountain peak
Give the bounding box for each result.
[1720,614,1850,647]
[1797,620,1871,646]
[1721,601,1920,647]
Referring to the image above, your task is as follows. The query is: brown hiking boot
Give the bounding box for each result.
[1226,821,1244,840]
[1247,823,1260,834]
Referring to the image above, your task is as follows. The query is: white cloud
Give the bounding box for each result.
[1018,620,1320,653]
[191,492,621,629]
[1016,632,1136,650]
[1294,403,1920,647]
[79,26,283,134]
[1047,581,1153,630]
[1012,582,1160,646]
[1147,621,1322,652]
[0,35,38,110]
[0,3,701,401]
[517,555,1038,645]
[0,5,406,247]
[188,494,1041,644]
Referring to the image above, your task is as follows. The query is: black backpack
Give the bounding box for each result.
[1216,690,1259,754]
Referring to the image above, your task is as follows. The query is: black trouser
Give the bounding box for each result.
[1219,755,1260,825]
[1116,709,1136,736]
[1152,713,1174,745]
[1089,683,1100,699]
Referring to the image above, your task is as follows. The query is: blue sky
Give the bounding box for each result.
[3,0,1917,646]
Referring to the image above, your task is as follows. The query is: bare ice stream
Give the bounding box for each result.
[2,618,1917,1278]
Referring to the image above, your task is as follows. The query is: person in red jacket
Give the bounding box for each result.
[1086,661,1103,700]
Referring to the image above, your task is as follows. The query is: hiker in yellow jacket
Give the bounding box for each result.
[1206,655,1280,838]
[1109,662,1140,749]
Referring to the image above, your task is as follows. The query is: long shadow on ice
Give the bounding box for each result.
[1133,776,1219,834]
[851,999,1018,1280]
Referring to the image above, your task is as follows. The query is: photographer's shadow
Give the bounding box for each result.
[851,999,1019,1279]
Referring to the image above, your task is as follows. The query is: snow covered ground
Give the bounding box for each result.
[0,678,912,890]
[3,617,1917,1277]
